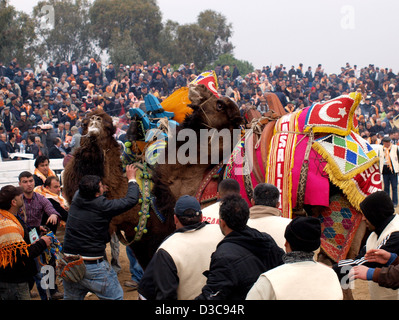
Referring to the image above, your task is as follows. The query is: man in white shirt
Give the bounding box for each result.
[201,179,241,225]
[246,217,343,300]
[247,183,291,250]
[376,136,399,207]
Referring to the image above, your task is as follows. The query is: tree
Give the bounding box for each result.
[0,0,36,67]
[32,0,95,63]
[206,54,254,77]
[90,0,163,60]
[161,10,235,70]
[108,30,142,66]
[175,24,215,70]
[197,10,234,61]
[157,20,180,65]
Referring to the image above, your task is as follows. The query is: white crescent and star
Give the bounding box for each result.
[318,101,346,123]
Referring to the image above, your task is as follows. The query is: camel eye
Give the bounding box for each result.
[216,100,225,111]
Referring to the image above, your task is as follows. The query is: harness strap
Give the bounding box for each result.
[195,162,224,204]
[294,129,314,216]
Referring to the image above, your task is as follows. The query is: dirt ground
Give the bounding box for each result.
[31,224,370,300]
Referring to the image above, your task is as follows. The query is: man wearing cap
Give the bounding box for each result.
[246,217,343,300]
[15,111,32,134]
[196,194,284,300]
[1,106,17,132]
[0,185,51,300]
[333,191,399,299]
[138,195,224,300]
[376,136,399,207]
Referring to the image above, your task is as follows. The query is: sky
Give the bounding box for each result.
[8,0,399,74]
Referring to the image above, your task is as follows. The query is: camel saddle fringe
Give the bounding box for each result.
[57,254,86,283]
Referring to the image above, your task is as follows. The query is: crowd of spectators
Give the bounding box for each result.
[0,57,398,161]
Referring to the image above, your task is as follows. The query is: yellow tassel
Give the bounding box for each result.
[312,142,379,181]
[324,171,365,211]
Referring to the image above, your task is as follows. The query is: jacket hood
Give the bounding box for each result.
[220,226,281,263]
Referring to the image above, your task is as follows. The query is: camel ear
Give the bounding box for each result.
[188,84,203,105]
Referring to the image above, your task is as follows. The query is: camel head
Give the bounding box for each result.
[185,84,243,131]
[81,109,116,143]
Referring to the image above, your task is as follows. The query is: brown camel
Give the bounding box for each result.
[62,85,242,269]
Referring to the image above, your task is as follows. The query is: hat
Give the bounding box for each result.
[359,191,394,229]
[382,136,391,142]
[174,195,202,217]
[20,112,26,116]
[284,217,321,252]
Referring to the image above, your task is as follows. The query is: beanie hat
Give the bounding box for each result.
[359,191,394,229]
[284,217,321,252]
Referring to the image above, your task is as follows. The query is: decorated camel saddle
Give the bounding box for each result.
[225,92,382,261]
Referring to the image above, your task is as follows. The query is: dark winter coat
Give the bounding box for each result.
[196,226,284,300]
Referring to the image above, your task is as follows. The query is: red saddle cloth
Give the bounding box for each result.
[195,163,224,205]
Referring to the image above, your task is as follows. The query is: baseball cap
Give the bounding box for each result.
[174,195,202,217]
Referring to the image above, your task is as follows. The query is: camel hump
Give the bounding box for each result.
[264,92,287,117]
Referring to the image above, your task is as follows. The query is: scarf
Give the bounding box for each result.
[384,146,393,172]
[67,112,77,120]
[34,167,56,183]
[0,209,30,268]
[33,185,69,210]
[283,251,314,264]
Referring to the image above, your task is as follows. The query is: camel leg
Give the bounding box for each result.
[346,221,367,260]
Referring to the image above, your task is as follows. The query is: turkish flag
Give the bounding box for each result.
[190,71,220,98]
[303,94,359,135]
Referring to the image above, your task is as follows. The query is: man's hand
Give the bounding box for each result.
[349,265,369,281]
[365,249,391,264]
[46,214,59,225]
[126,164,138,181]
[41,235,52,247]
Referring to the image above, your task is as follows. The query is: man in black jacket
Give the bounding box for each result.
[48,137,65,159]
[62,164,139,300]
[0,185,51,300]
[196,194,284,300]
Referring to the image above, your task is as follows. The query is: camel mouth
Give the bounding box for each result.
[88,116,103,136]
[88,126,101,136]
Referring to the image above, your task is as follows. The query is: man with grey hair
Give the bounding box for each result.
[247,183,291,250]
[69,126,81,154]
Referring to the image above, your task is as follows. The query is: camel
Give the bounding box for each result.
[236,93,379,267]
[62,84,242,269]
